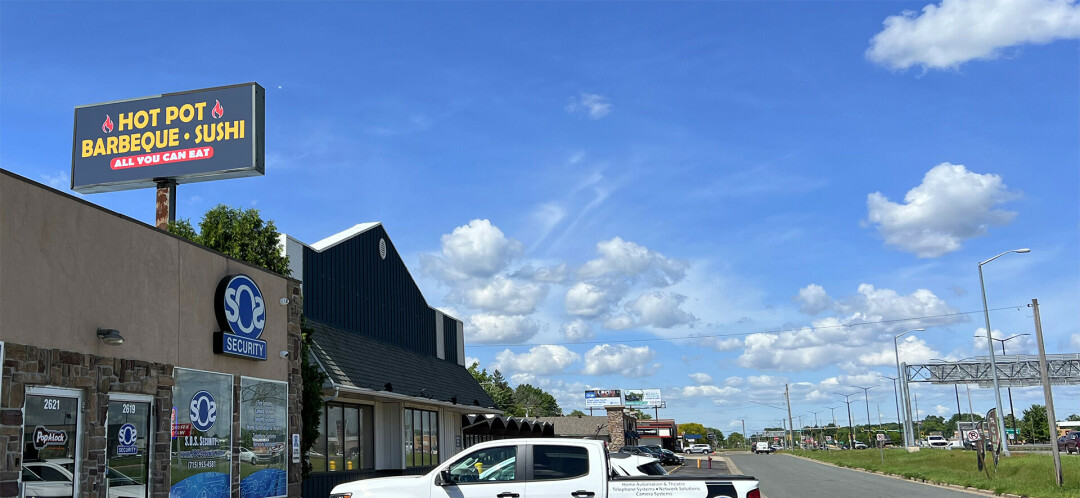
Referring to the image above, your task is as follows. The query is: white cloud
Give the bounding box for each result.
[866,163,1018,258]
[796,284,832,315]
[460,275,547,315]
[935,404,951,416]
[566,93,612,119]
[698,337,744,352]
[565,282,611,318]
[867,0,1080,71]
[625,292,697,328]
[603,313,636,330]
[861,335,942,367]
[748,375,787,388]
[465,313,540,344]
[579,237,688,286]
[513,263,569,284]
[689,373,714,385]
[561,319,593,342]
[973,327,1037,355]
[427,219,523,279]
[465,356,481,369]
[738,284,964,371]
[1071,334,1080,350]
[581,344,659,378]
[39,171,70,190]
[724,377,745,387]
[494,345,581,375]
[682,385,741,397]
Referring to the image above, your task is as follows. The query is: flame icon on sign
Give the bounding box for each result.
[102,115,114,133]
[212,100,224,119]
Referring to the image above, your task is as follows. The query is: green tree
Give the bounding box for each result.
[921,415,947,435]
[627,408,653,420]
[727,432,745,448]
[680,422,707,439]
[1067,414,1080,422]
[945,413,984,435]
[300,319,329,478]
[708,428,725,446]
[568,409,586,417]
[1021,404,1050,443]
[513,384,561,417]
[169,204,290,276]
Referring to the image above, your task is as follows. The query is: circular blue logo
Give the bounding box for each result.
[220,275,265,340]
[118,423,138,446]
[189,391,217,432]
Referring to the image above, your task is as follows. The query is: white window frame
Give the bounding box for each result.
[107,392,155,498]
[23,385,85,498]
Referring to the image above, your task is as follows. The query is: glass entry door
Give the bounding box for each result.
[106,400,152,497]
[22,392,80,497]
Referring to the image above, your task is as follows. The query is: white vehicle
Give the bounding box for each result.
[925,435,949,448]
[685,443,713,454]
[330,438,760,498]
[22,460,145,498]
[609,453,667,476]
[753,442,774,454]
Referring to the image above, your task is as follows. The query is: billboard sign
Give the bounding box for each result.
[584,389,622,407]
[623,388,662,407]
[72,83,264,193]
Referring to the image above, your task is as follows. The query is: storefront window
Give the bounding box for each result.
[23,390,80,498]
[405,408,438,467]
[312,403,373,473]
[106,399,151,497]
[239,377,288,498]
[171,368,233,498]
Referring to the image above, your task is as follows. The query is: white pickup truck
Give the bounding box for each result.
[330,438,760,498]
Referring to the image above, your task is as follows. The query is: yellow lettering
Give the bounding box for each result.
[195,124,203,144]
[118,112,134,132]
[106,136,118,155]
[142,131,155,153]
[133,111,149,129]
[131,132,142,152]
[224,120,240,140]
[240,119,244,139]
[94,138,105,156]
[165,106,179,125]
[179,104,194,123]
[118,134,130,153]
[81,140,93,157]
[216,121,224,141]
[148,108,161,127]
[169,128,179,147]
[194,101,207,121]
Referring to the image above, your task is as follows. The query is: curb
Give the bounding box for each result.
[782,452,1026,497]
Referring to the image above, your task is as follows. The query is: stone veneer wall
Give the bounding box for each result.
[0,346,174,498]
[0,279,304,498]
[606,405,627,452]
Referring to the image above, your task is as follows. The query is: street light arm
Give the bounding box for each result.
[979,248,1031,266]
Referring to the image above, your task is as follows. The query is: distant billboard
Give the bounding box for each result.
[623,388,662,407]
[72,83,264,193]
[584,389,622,407]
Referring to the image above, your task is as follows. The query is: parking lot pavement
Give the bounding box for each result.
[668,454,732,475]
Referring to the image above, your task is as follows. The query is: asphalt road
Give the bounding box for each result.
[726,453,980,498]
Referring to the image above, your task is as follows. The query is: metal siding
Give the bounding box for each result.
[443,315,459,364]
[302,226,436,355]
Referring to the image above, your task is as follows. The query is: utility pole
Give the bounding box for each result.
[785,384,795,450]
[882,375,903,440]
[742,419,747,449]
[834,392,858,447]
[1032,299,1063,486]
[853,385,878,441]
[914,393,921,441]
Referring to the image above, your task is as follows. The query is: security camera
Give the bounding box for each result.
[280,298,290,305]
[280,350,290,358]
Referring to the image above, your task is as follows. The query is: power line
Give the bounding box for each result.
[467,304,1027,348]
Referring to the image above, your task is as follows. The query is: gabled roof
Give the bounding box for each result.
[308,223,381,252]
[307,319,495,409]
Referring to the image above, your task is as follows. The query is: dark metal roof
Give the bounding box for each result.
[461,414,554,438]
[307,319,495,409]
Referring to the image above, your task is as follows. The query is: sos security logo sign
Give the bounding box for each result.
[117,423,139,456]
[189,391,217,432]
[213,274,267,360]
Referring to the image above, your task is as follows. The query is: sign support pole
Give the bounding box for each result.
[1032,299,1063,486]
[155,179,177,230]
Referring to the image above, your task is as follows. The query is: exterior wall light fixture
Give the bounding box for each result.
[97,328,125,346]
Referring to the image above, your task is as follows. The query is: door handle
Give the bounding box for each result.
[496,493,520,498]
[571,491,596,497]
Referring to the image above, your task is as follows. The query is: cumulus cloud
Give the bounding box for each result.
[861,335,942,367]
[867,0,1080,71]
[513,263,569,284]
[566,93,613,119]
[565,282,612,318]
[459,275,547,315]
[494,345,581,375]
[697,336,744,352]
[603,314,636,330]
[724,377,745,387]
[561,319,593,342]
[1072,334,1080,350]
[738,284,964,371]
[625,292,697,328]
[866,163,1018,258]
[582,344,659,377]
[748,375,787,388]
[935,404,951,416]
[465,356,481,368]
[579,237,688,286]
[689,373,714,385]
[796,284,832,315]
[466,313,540,343]
[682,385,741,397]
[424,219,523,280]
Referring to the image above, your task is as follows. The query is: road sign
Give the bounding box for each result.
[967,430,981,441]
[876,434,886,442]
[826,436,833,441]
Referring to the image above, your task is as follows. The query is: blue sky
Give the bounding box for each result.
[3,1,1079,435]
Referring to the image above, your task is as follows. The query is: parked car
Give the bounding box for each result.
[660,449,685,466]
[610,453,668,476]
[330,439,761,498]
[685,443,712,454]
[852,441,868,450]
[1058,431,1080,454]
[924,435,949,449]
[754,442,774,454]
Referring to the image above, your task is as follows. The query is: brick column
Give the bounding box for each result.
[606,405,626,452]
[286,279,303,497]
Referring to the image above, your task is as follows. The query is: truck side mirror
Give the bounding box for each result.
[437,469,454,486]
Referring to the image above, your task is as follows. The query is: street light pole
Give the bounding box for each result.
[984,333,1030,443]
[894,328,924,446]
[881,375,902,439]
[834,392,858,447]
[852,385,879,442]
[979,248,1030,457]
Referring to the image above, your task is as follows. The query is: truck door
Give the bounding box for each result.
[437,443,525,498]
[524,444,605,498]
